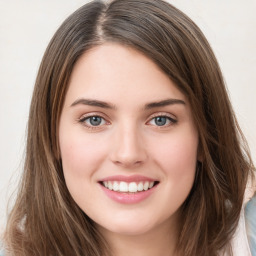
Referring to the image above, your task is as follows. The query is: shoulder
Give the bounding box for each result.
[245,190,256,255]
[0,247,5,256]
[0,243,5,256]
[244,174,256,255]
[226,176,256,256]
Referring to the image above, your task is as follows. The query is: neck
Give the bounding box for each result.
[99,213,180,256]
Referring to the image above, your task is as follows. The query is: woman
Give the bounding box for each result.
[3,0,255,255]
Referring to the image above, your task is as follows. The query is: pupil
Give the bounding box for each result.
[155,117,166,126]
[90,116,101,126]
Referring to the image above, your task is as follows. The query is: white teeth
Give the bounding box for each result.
[108,181,113,190]
[137,182,144,191]
[102,181,156,193]
[119,181,128,192]
[143,181,149,190]
[113,181,119,191]
[128,182,137,192]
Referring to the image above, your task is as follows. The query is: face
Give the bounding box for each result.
[59,43,199,237]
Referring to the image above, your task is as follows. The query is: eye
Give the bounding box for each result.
[148,115,177,127]
[79,115,107,127]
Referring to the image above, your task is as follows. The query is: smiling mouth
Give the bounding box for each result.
[99,181,159,193]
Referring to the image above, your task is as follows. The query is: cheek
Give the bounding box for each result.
[59,130,107,178]
[59,130,109,210]
[151,129,198,180]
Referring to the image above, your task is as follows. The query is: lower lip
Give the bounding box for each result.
[99,184,158,204]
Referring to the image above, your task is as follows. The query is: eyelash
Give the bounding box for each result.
[146,113,177,127]
[78,113,109,130]
[78,113,177,130]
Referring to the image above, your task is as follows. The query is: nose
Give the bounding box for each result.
[109,124,147,168]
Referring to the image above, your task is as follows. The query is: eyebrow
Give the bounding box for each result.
[71,98,116,109]
[144,98,185,109]
[70,98,185,109]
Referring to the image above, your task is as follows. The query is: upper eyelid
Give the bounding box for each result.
[79,112,109,120]
[147,112,177,120]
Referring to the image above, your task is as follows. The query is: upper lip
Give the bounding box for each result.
[100,175,158,182]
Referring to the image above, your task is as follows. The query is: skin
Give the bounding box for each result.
[59,43,199,256]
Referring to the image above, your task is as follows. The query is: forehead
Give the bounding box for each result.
[64,43,187,108]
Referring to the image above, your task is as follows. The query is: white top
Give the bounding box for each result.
[224,179,256,256]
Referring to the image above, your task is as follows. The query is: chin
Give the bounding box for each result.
[105,224,154,236]
[96,214,160,236]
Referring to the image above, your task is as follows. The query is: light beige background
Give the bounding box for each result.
[0,0,256,231]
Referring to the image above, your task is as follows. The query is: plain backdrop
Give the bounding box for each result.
[0,0,256,231]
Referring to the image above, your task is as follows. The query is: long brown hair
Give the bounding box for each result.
[4,0,255,255]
